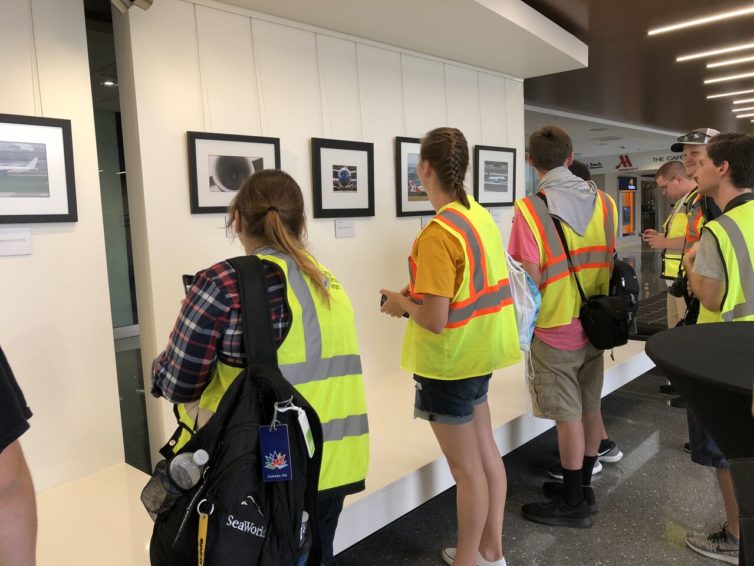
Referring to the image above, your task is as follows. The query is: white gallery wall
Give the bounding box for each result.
[113,0,527,454]
[0,0,123,489]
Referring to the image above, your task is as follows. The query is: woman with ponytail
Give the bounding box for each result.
[153,169,369,565]
[380,128,520,566]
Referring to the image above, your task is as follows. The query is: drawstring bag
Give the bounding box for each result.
[505,252,541,352]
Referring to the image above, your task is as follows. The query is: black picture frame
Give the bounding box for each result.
[473,145,516,207]
[0,113,77,224]
[311,137,374,218]
[395,136,434,217]
[188,131,281,214]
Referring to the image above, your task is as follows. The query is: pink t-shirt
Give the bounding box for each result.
[508,208,589,351]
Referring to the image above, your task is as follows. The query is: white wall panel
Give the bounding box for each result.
[445,64,482,145]
[505,78,525,205]
[0,1,36,115]
[356,45,404,142]
[401,54,447,137]
[479,71,509,146]
[0,0,122,490]
[252,19,322,200]
[316,34,362,141]
[196,5,259,135]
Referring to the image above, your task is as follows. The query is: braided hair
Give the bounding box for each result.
[420,127,470,208]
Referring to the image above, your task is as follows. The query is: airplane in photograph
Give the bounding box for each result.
[0,158,38,175]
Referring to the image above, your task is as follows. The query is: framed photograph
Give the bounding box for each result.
[473,145,516,207]
[311,138,374,218]
[0,113,76,224]
[395,137,434,217]
[188,131,281,214]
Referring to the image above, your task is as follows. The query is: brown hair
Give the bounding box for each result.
[226,169,330,303]
[707,133,754,189]
[528,125,573,171]
[655,160,685,180]
[420,127,470,208]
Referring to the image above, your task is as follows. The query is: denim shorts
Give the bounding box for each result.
[413,374,491,425]
[687,409,729,469]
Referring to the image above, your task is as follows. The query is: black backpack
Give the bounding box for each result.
[609,256,639,330]
[548,213,631,351]
[148,255,323,566]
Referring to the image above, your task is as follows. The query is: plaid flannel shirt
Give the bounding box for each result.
[151,260,289,403]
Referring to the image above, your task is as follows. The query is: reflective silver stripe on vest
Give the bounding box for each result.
[447,284,513,325]
[601,193,615,248]
[260,249,363,385]
[569,250,612,268]
[528,196,565,262]
[321,413,369,442]
[436,208,485,293]
[714,215,754,322]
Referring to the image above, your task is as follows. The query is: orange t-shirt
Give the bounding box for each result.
[411,222,465,299]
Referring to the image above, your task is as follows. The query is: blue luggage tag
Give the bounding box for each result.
[260,423,292,482]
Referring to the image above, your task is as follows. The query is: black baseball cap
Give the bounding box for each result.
[670,128,720,152]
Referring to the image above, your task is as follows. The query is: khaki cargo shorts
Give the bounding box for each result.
[527,335,604,422]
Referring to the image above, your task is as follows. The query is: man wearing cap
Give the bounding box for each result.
[642,160,698,328]
[680,132,754,565]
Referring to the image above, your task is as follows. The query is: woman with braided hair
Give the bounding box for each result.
[381,127,520,566]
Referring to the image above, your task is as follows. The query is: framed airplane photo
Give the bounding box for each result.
[0,113,77,224]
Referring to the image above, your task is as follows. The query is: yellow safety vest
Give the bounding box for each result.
[662,189,697,280]
[402,196,521,379]
[173,251,369,495]
[514,191,618,328]
[698,200,754,324]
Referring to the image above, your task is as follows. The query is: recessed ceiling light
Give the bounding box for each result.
[649,5,754,35]
[707,55,754,68]
[704,70,754,84]
[707,88,754,99]
[100,80,117,87]
[732,106,754,112]
[678,41,754,62]
[736,112,754,118]
[734,97,754,104]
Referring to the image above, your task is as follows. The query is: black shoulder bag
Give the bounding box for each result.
[550,214,629,350]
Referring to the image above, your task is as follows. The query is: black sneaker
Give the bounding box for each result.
[547,460,602,480]
[522,497,592,528]
[542,482,598,515]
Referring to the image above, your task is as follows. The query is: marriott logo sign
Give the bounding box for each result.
[615,154,636,171]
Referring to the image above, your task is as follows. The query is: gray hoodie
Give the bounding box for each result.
[537,166,597,236]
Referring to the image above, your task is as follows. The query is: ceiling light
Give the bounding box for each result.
[678,41,754,62]
[734,97,754,104]
[736,113,754,118]
[704,70,754,84]
[732,106,754,112]
[100,80,117,87]
[707,55,754,68]
[649,5,754,35]
[707,88,754,99]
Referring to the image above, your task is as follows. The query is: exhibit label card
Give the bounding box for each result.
[0,226,32,256]
[334,219,355,238]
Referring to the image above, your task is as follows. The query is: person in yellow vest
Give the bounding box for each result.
[152,169,369,566]
[509,125,617,529]
[681,132,754,565]
[380,127,520,566]
[643,160,698,327]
